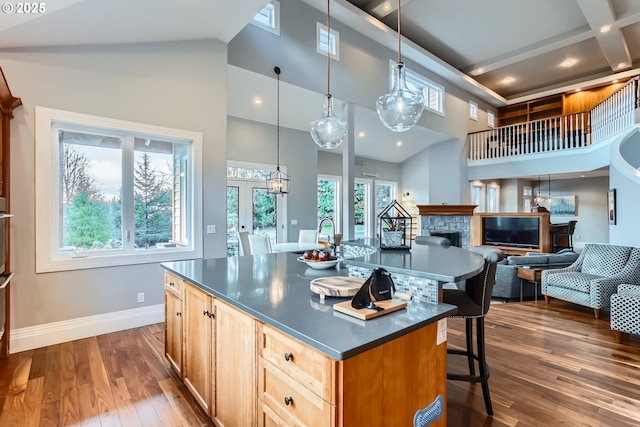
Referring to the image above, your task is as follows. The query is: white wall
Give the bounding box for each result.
[609,126,640,246]
[2,40,228,336]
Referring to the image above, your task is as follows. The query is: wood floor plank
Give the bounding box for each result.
[1,298,639,427]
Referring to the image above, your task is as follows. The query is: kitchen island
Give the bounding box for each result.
[162,245,482,426]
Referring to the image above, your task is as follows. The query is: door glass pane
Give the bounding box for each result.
[318,178,338,232]
[354,182,367,238]
[227,186,239,256]
[252,188,276,241]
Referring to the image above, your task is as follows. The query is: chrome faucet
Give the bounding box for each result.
[318,217,336,255]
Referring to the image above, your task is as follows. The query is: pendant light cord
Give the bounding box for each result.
[275,66,281,170]
[326,0,331,95]
[397,0,401,63]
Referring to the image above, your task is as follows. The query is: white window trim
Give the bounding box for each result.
[487,111,496,128]
[316,22,340,60]
[469,101,478,121]
[250,0,280,36]
[355,178,373,238]
[35,107,203,273]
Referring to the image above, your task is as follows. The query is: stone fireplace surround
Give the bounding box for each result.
[416,205,477,249]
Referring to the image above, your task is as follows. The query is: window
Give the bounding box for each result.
[375,181,397,215]
[316,22,339,60]
[469,101,478,121]
[523,186,532,212]
[251,0,280,36]
[35,107,202,272]
[487,184,500,212]
[487,111,496,128]
[354,179,371,239]
[470,182,486,212]
[392,62,445,115]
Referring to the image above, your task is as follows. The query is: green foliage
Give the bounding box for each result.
[252,189,276,230]
[65,192,111,248]
[317,180,335,220]
[354,183,365,225]
[134,153,172,248]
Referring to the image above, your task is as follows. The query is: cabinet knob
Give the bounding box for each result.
[176,312,182,317]
[203,310,210,316]
[284,352,293,362]
[169,282,175,287]
[284,396,293,406]
[208,312,215,318]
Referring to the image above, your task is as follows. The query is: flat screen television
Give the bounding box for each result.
[482,216,540,248]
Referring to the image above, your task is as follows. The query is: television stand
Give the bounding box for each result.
[470,212,552,254]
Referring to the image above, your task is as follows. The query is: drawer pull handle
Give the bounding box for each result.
[169,282,175,287]
[284,396,293,406]
[284,352,293,362]
[203,310,210,316]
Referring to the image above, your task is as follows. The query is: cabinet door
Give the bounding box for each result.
[184,284,214,416]
[164,289,183,377]
[214,299,257,427]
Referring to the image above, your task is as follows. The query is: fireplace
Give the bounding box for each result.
[416,205,477,249]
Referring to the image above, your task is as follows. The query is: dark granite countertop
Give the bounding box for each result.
[162,253,457,360]
[342,238,485,282]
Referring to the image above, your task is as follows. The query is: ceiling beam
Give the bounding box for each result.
[576,0,632,71]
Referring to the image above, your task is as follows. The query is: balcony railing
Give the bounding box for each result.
[468,76,639,161]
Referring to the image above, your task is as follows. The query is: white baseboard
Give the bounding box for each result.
[10,304,164,354]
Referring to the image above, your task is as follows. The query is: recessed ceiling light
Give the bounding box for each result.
[580,175,586,178]
[395,140,403,147]
[612,79,618,84]
[560,59,576,68]
[382,2,392,12]
[358,131,366,138]
[501,77,514,85]
[600,25,611,33]
[617,62,627,69]
[253,97,263,105]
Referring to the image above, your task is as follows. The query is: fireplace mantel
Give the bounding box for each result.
[417,205,477,216]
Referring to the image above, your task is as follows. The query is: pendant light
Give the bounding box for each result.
[310,0,347,149]
[376,0,425,132]
[266,66,290,195]
[547,174,553,203]
[534,175,543,205]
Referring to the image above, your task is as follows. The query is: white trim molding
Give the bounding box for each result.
[10,304,164,353]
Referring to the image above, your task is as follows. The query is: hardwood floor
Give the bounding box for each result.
[0,324,212,427]
[0,300,638,426]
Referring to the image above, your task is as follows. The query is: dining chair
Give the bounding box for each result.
[298,229,318,244]
[247,234,272,255]
[237,231,251,256]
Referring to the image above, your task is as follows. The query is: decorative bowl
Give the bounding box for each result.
[297,256,340,270]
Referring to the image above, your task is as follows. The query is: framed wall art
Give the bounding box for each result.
[608,189,616,225]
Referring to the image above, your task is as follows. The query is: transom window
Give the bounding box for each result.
[392,62,445,115]
[316,23,340,60]
[35,107,202,272]
[251,0,280,36]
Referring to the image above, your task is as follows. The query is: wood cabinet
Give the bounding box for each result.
[183,283,214,416]
[214,299,257,427]
[0,67,21,359]
[470,212,552,255]
[164,272,184,377]
[169,276,447,427]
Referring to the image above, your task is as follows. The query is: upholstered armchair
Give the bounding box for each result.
[610,284,640,344]
[541,244,640,319]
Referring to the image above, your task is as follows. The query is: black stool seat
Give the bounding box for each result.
[443,246,504,416]
[551,220,577,251]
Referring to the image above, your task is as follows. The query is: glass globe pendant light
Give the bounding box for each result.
[310,0,347,149]
[376,0,424,132]
[266,66,290,195]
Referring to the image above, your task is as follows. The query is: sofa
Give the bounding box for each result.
[493,251,580,300]
[610,283,640,344]
[542,244,640,319]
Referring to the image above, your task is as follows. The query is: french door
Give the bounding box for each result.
[227,179,285,256]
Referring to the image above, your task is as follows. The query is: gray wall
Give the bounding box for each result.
[2,39,228,329]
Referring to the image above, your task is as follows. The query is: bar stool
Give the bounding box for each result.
[443,246,504,416]
[551,220,577,251]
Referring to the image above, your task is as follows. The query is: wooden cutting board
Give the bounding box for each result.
[310,276,365,300]
[333,299,407,320]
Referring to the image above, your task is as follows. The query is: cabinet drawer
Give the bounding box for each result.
[259,324,335,403]
[259,358,334,427]
[164,272,184,299]
[258,399,294,427]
